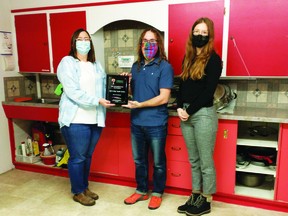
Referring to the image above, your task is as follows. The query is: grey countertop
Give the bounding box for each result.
[2,101,288,124]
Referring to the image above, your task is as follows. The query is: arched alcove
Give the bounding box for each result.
[91,20,164,74]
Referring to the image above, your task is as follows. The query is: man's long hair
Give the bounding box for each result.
[136,28,167,70]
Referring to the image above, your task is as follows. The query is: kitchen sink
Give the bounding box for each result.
[21,98,60,104]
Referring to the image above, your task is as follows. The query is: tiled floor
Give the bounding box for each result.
[0,169,287,216]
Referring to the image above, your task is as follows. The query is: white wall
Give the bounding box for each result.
[0,0,19,174]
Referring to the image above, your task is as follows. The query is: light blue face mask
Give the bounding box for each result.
[76,41,91,55]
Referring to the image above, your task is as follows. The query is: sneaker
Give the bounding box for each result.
[148,196,162,210]
[124,193,149,205]
[186,195,211,216]
[177,193,200,213]
[73,193,95,206]
[84,188,99,200]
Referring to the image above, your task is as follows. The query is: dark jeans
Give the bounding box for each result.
[61,124,102,194]
[131,123,167,196]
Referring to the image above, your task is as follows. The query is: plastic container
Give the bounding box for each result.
[40,152,56,165]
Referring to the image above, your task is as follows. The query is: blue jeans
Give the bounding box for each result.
[131,124,167,196]
[61,124,102,194]
[181,106,218,195]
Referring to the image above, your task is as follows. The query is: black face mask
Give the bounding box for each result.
[192,35,209,48]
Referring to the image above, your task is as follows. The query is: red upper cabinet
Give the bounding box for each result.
[14,11,86,73]
[227,0,288,76]
[50,11,86,73]
[15,14,51,72]
[168,1,224,75]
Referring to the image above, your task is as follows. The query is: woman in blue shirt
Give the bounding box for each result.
[57,28,115,206]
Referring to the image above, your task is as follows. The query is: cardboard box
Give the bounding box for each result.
[16,154,41,163]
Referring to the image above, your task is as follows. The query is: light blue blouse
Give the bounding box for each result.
[57,56,106,128]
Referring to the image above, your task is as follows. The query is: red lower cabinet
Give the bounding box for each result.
[90,127,119,175]
[118,128,135,179]
[275,123,288,202]
[166,160,192,190]
[214,120,238,194]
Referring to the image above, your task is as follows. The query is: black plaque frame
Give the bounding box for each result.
[106,75,129,105]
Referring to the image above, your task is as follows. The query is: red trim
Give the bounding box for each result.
[14,162,288,213]
[11,0,161,13]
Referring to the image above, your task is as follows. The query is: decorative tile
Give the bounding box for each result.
[4,76,37,101]
[40,75,60,98]
[7,80,20,97]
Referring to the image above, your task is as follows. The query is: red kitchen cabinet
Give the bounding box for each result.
[91,112,132,177]
[50,11,86,72]
[214,119,238,194]
[15,14,51,72]
[165,117,237,193]
[166,117,191,189]
[275,123,288,202]
[90,127,119,175]
[168,1,224,75]
[14,11,86,73]
[227,0,288,76]
[118,127,134,179]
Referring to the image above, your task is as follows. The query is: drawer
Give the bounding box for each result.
[168,117,182,135]
[166,160,192,190]
[166,135,188,162]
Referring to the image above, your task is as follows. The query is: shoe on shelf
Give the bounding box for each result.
[84,188,99,200]
[148,196,162,210]
[177,193,200,213]
[124,193,149,205]
[73,193,95,206]
[186,194,211,216]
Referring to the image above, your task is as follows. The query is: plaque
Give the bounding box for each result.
[106,75,129,105]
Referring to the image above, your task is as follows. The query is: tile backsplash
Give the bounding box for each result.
[3,74,288,109]
[4,76,37,101]
[220,79,288,109]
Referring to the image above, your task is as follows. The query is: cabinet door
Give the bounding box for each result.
[227,0,288,76]
[50,11,86,72]
[275,123,288,202]
[90,127,119,175]
[15,14,51,72]
[118,128,135,178]
[168,1,224,75]
[214,119,237,194]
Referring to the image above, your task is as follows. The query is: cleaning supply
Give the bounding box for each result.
[56,149,69,168]
[54,83,63,96]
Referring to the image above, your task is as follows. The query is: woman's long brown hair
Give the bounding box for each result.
[181,17,215,80]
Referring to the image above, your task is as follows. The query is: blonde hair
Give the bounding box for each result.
[181,17,215,80]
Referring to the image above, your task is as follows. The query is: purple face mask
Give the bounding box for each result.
[142,42,158,60]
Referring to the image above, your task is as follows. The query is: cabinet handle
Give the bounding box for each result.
[170,38,174,43]
[171,173,181,177]
[171,146,181,151]
[223,129,228,139]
